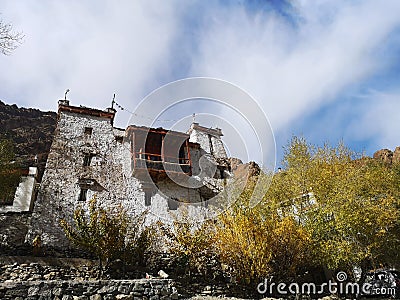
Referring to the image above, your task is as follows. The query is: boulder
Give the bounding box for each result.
[393,146,400,164]
[373,149,393,164]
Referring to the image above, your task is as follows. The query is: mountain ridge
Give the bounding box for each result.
[0,100,57,179]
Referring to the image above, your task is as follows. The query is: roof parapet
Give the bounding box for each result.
[57,101,116,123]
[188,122,223,137]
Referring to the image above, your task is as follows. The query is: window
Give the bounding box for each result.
[144,190,152,206]
[83,153,94,166]
[78,188,88,201]
[208,134,214,154]
[84,127,93,135]
[219,168,225,179]
[168,198,179,210]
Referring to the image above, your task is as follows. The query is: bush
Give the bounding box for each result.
[60,196,153,277]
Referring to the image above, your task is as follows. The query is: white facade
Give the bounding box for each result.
[27,101,231,248]
[188,123,227,159]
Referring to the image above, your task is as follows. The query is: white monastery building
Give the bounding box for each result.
[26,100,234,248]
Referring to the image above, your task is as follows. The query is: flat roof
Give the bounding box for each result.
[58,104,116,119]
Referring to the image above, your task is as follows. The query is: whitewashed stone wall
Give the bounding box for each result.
[27,111,129,247]
[211,136,227,159]
[27,105,229,249]
[188,123,227,159]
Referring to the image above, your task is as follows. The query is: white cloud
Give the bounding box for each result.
[1,0,400,162]
[189,0,400,142]
[0,0,187,127]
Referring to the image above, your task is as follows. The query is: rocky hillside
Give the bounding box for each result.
[0,100,57,179]
[373,147,400,164]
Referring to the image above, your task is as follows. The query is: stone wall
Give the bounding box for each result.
[0,260,243,299]
[0,214,31,254]
[26,110,134,247]
[0,258,245,299]
[0,260,99,282]
[0,279,178,300]
[0,257,177,299]
[188,124,227,159]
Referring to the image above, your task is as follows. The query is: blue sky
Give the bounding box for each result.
[0,0,400,167]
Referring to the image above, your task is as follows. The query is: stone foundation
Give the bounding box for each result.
[0,279,178,300]
[0,214,31,254]
[0,259,248,299]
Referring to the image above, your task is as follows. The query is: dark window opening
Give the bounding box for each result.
[168,198,179,210]
[144,190,152,206]
[219,168,224,179]
[83,154,94,166]
[208,134,214,155]
[144,132,162,161]
[84,127,93,135]
[78,188,88,201]
[178,146,186,164]
[115,136,123,143]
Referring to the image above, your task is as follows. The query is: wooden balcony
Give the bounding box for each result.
[132,152,191,178]
[126,126,192,180]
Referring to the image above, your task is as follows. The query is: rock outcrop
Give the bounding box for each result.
[393,146,400,164]
[373,147,400,164]
[230,159,260,181]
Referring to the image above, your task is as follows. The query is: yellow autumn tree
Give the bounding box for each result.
[267,137,400,277]
[269,216,311,280]
[215,136,399,285]
[161,207,216,277]
[214,172,312,285]
[215,205,273,284]
[215,205,312,284]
